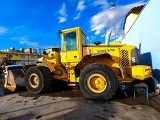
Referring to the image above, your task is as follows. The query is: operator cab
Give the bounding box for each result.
[59,27,87,63]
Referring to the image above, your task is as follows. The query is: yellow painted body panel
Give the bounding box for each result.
[126,65,152,80]
[61,51,80,63]
[52,65,68,80]
[68,68,77,82]
[36,27,152,86]
[37,50,68,81]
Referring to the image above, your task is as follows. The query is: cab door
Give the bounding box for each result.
[61,30,80,63]
[66,31,79,62]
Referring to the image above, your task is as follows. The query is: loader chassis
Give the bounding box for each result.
[24,27,152,100]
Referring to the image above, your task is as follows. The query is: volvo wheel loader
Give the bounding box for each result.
[23,27,152,100]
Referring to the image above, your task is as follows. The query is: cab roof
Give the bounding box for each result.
[60,27,86,36]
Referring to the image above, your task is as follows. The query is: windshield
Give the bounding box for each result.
[60,31,77,52]
[66,31,77,51]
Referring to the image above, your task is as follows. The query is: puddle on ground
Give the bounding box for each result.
[46,89,86,98]
[0,91,4,96]
[19,89,85,99]
[18,88,160,112]
[0,84,5,96]
[114,94,160,112]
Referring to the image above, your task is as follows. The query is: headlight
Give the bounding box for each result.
[132,57,136,63]
[131,48,139,65]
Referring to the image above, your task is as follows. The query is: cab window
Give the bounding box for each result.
[66,31,77,51]
[81,31,87,45]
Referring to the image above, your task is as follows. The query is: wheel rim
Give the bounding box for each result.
[29,73,39,88]
[87,73,107,93]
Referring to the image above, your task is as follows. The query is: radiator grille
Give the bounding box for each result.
[120,50,129,67]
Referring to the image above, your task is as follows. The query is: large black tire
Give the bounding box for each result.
[79,63,117,100]
[24,66,52,94]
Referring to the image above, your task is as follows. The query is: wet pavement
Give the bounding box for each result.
[16,87,160,113]
[0,79,160,119]
[114,94,160,112]
[1,78,160,113]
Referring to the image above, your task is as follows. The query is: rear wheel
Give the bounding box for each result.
[79,63,117,100]
[24,66,52,94]
[87,73,107,93]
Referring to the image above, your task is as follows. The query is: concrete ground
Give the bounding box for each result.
[0,80,160,120]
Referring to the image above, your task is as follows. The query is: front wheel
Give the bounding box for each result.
[24,66,52,94]
[79,63,117,100]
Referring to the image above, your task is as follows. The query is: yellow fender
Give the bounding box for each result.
[75,53,124,79]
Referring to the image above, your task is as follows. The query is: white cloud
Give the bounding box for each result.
[76,0,85,11]
[20,39,39,47]
[90,1,146,37]
[12,37,39,47]
[87,35,96,42]
[74,0,86,20]
[74,13,81,20]
[58,16,66,23]
[92,0,109,10]
[90,9,115,35]
[115,34,123,42]
[0,26,8,35]
[58,3,67,23]
[13,25,25,30]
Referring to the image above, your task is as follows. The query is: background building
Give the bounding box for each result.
[123,0,160,86]
[123,5,144,34]
[0,47,41,65]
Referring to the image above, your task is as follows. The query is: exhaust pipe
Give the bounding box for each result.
[105,31,112,45]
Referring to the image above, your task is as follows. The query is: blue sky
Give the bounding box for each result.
[0,0,147,50]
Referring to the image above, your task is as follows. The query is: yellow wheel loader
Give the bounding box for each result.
[23,27,152,100]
